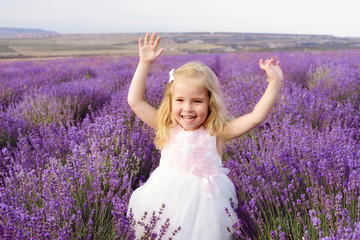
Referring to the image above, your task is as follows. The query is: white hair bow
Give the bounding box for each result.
[169,68,175,83]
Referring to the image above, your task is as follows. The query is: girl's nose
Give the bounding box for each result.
[183,102,193,112]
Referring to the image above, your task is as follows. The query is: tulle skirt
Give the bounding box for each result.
[128,166,238,239]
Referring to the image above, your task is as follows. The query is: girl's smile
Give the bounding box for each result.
[171,79,209,131]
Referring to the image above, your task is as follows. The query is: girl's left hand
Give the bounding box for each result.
[259,58,283,83]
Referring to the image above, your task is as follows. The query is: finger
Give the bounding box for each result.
[144,33,150,44]
[139,37,143,47]
[259,59,266,70]
[270,59,274,65]
[150,32,156,45]
[154,36,161,49]
[155,48,164,58]
[259,59,263,65]
[276,61,280,66]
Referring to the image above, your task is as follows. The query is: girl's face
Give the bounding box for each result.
[171,78,209,131]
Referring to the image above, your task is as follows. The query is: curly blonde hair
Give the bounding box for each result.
[155,61,231,149]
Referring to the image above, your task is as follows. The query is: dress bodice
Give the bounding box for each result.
[160,125,229,179]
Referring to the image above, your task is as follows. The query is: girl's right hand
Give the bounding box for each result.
[139,33,164,64]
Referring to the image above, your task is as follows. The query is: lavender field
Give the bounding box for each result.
[0,50,359,239]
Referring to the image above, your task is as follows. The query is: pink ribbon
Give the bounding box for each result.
[202,175,220,198]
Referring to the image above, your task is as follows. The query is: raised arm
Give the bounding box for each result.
[221,58,283,142]
[127,33,164,129]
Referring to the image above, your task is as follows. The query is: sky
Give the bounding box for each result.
[1,0,360,37]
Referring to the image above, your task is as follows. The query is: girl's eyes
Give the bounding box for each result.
[175,99,202,103]
[174,98,203,103]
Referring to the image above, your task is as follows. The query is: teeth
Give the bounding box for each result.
[183,116,195,119]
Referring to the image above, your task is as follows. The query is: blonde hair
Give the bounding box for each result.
[155,61,231,149]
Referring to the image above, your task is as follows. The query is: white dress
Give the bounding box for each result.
[128,125,238,239]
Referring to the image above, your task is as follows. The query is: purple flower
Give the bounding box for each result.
[1,50,360,239]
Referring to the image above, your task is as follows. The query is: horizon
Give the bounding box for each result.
[1,0,360,38]
[1,26,359,39]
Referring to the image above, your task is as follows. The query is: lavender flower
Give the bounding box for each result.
[0,50,359,239]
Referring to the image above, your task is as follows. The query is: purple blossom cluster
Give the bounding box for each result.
[0,50,359,239]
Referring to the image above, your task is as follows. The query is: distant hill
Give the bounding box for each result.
[0,31,359,59]
[0,27,57,35]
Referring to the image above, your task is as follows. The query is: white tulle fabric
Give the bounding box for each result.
[128,125,238,239]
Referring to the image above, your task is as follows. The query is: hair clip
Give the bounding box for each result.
[169,68,175,83]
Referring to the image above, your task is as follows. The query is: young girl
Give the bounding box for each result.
[127,33,283,239]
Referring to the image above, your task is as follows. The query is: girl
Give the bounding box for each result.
[127,33,283,239]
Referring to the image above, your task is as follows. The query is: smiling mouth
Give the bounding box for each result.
[182,115,196,120]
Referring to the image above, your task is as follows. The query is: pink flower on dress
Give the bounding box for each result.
[164,125,226,198]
